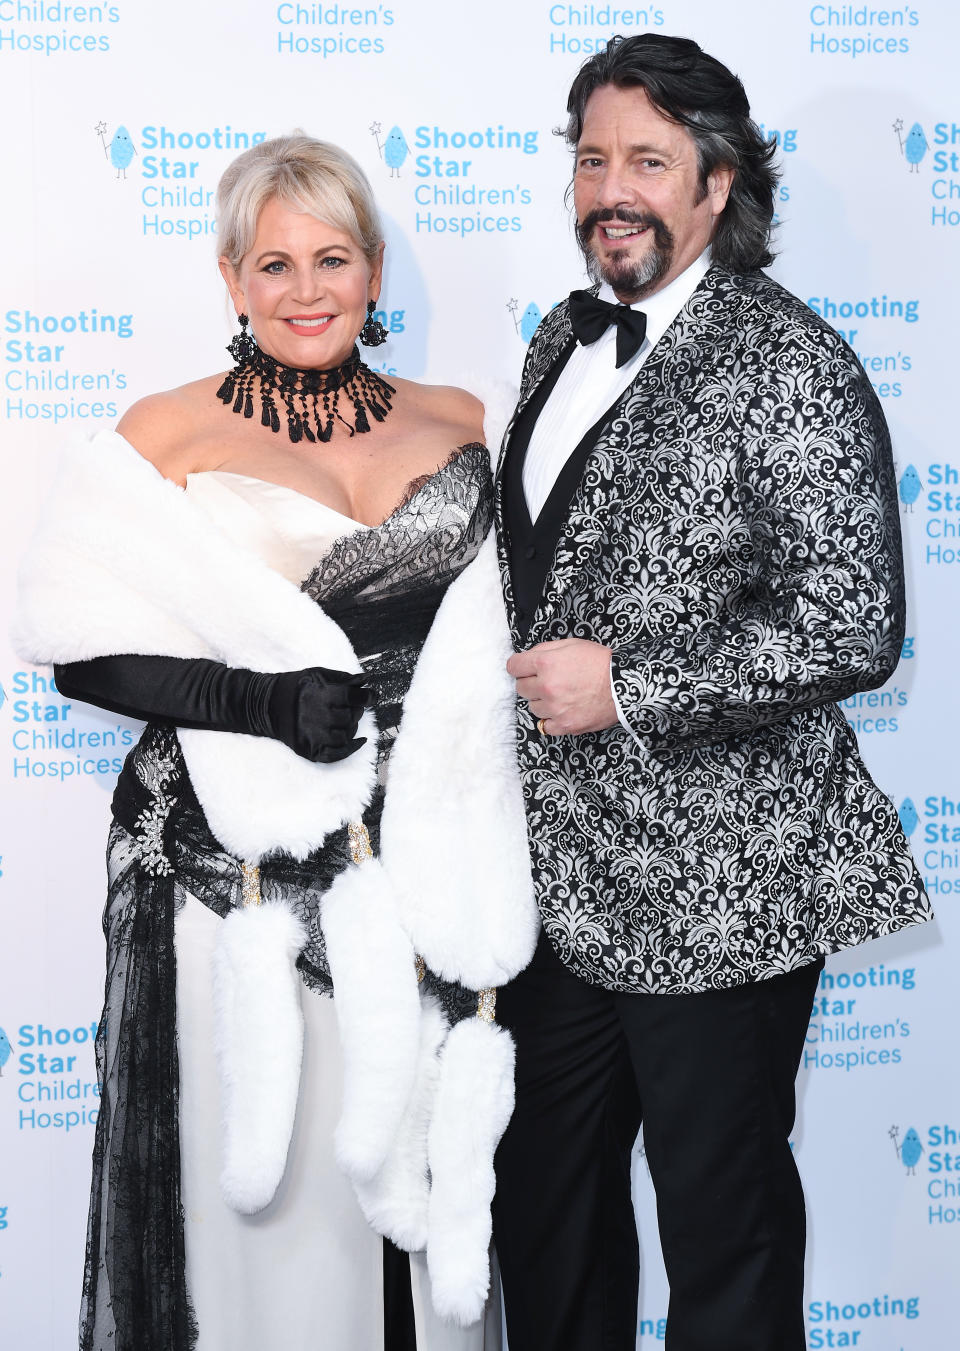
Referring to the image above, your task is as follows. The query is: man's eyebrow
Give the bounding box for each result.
[576,141,670,156]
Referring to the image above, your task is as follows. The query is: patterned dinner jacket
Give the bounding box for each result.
[495,265,931,995]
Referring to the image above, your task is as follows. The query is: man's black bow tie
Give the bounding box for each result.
[568,290,647,369]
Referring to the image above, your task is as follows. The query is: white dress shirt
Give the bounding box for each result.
[520,249,711,735]
[522,250,712,521]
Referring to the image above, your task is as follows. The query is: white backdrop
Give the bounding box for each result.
[1,2,957,1346]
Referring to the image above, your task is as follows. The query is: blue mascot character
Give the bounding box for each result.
[898,465,922,511]
[520,302,543,344]
[900,1127,924,1176]
[384,126,408,178]
[904,123,928,173]
[898,799,919,836]
[109,126,137,180]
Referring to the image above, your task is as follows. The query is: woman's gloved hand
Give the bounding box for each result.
[54,655,373,764]
[247,665,371,763]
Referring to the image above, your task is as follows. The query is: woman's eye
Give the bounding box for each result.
[320,256,347,268]
[262,260,286,274]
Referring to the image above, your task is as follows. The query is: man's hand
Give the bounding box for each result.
[507,638,618,736]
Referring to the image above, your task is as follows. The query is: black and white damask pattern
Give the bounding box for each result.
[496,266,931,995]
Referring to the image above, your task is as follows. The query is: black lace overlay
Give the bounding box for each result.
[80,444,494,1350]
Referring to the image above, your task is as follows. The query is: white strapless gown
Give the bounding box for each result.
[174,471,502,1351]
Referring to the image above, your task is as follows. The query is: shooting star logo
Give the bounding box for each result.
[507,299,543,344]
[371,121,408,178]
[893,118,928,173]
[95,121,138,180]
[898,465,923,512]
[890,1124,924,1175]
[898,799,919,836]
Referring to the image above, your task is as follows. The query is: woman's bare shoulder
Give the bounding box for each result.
[392,376,485,434]
[116,374,226,483]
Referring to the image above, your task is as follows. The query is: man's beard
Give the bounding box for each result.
[576,209,675,301]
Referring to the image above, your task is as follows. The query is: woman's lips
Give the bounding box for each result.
[284,314,335,332]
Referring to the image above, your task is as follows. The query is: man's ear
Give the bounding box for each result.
[707,165,735,217]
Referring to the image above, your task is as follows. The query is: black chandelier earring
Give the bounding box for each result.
[227,312,257,363]
[359,299,389,347]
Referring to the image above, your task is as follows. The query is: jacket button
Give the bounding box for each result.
[524,545,537,560]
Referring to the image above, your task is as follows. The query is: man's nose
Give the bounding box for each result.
[596,163,637,210]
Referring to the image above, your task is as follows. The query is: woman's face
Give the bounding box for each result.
[219,196,383,370]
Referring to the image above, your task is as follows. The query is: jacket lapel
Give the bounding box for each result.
[524,266,742,648]
[495,302,577,645]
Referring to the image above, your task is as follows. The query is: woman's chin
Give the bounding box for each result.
[260,328,356,370]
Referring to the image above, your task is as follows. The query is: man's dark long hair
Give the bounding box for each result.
[563,34,779,272]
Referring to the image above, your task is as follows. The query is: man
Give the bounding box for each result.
[492,33,931,1351]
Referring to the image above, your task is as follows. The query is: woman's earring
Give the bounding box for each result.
[359,300,389,347]
[226,313,257,363]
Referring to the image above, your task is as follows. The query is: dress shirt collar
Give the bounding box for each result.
[596,248,712,353]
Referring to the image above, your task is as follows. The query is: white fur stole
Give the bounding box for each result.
[13,399,538,1324]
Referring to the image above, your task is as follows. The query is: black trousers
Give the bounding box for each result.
[492,930,822,1351]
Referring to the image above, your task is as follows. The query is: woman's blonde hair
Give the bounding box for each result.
[216,132,383,268]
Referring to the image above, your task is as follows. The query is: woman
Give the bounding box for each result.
[14,134,537,1351]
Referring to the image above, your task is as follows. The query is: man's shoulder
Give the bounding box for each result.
[712,268,852,357]
[708,271,883,425]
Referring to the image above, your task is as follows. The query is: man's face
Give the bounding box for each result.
[573,84,733,303]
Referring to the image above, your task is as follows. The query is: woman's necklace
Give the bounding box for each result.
[216,320,396,445]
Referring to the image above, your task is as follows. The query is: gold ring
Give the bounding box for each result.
[536,718,547,735]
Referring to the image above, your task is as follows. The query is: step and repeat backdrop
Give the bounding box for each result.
[0,1,957,1346]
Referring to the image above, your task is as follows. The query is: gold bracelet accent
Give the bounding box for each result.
[348,821,373,865]
[415,955,426,983]
[476,988,497,1023]
[240,862,262,908]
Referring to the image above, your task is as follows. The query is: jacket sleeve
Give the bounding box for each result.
[610,332,906,755]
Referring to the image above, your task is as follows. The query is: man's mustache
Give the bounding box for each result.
[576,208,673,250]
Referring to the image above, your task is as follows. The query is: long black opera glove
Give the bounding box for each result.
[53,654,371,764]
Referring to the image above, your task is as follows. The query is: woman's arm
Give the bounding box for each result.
[55,655,369,763]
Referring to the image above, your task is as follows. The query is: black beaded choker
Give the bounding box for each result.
[216,325,396,445]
